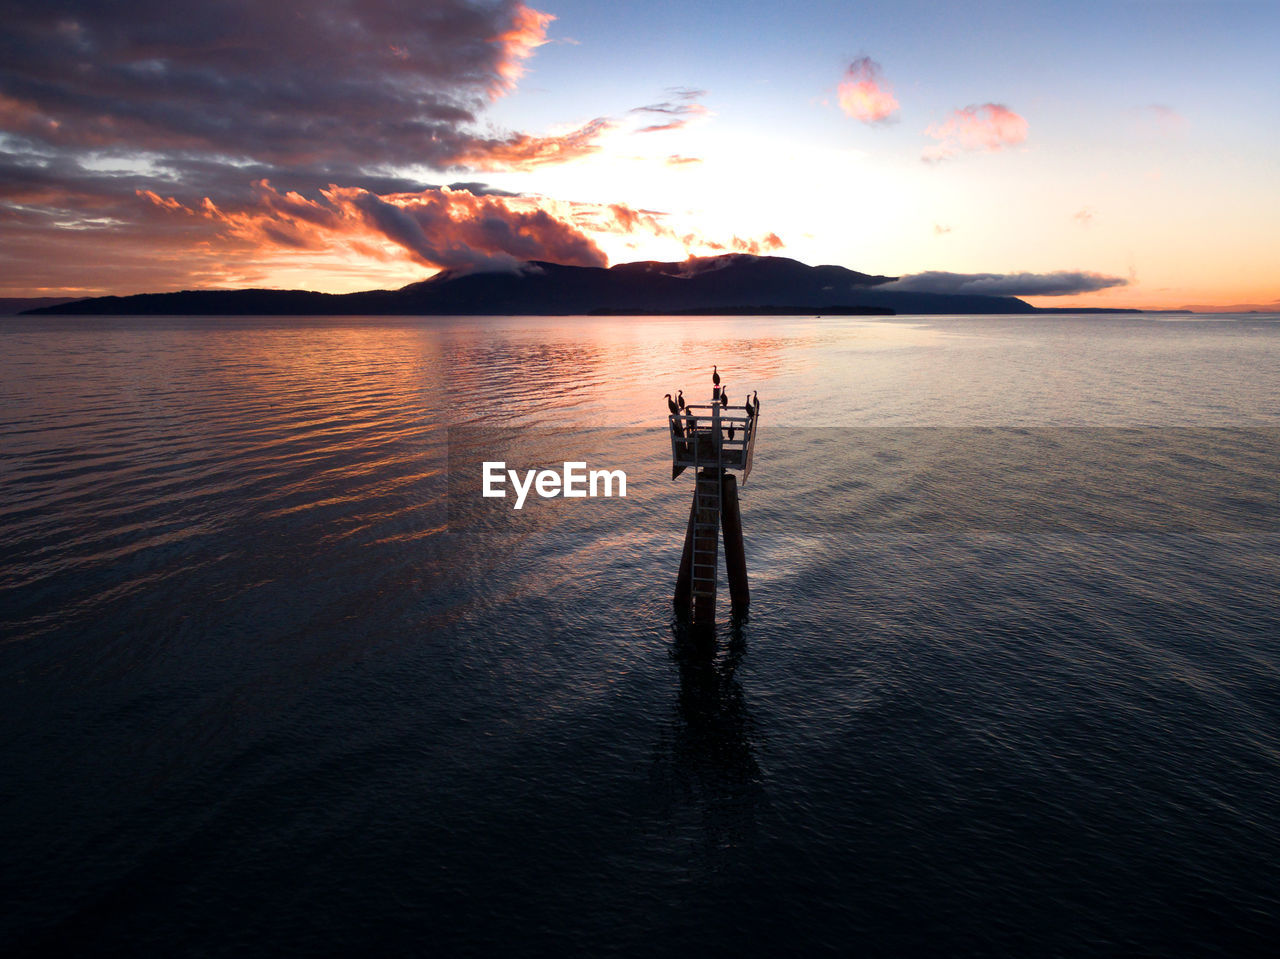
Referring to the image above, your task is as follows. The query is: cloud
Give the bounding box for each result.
[933,223,952,235]
[143,180,610,273]
[0,1,633,291]
[923,103,1027,162]
[451,118,611,171]
[1136,104,1189,137]
[631,88,710,133]
[0,1,577,170]
[127,180,786,285]
[0,4,784,294]
[666,155,702,166]
[1074,207,1095,227]
[490,3,557,93]
[880,270,1127,297]
[837,57,899,124]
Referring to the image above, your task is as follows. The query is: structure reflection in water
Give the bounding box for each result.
[652,616,763,855]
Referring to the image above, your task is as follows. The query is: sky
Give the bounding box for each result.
[1,0,1277,309]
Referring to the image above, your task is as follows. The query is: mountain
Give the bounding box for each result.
[25,254,1041,316]
[1,296,78,315]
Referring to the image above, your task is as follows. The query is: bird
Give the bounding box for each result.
[712,365,720,387]
[752,391,760,416]
[676,390,685,411]
[728,424,736,441]
[720,386,729,407]
[665,393,679,416]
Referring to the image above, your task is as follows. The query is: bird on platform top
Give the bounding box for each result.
[752,391,760,415]
[712,365,720,387]
[720,385,729,407]
[676,390,685,411]
[665,393,679,416]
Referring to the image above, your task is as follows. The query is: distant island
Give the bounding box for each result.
[21,254,1155,317]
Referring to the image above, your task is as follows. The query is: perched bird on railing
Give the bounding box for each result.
[676,390,685,411]
[728,424,736,441]
[752,391,760,416]
[666,394,684,437]
[720,386,729,408]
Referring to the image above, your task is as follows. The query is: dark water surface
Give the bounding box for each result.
[3,314,1280,956]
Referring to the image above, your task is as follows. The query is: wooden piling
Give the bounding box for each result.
[721,472,749,611]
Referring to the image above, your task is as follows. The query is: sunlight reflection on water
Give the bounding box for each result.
[3,313,1280,956]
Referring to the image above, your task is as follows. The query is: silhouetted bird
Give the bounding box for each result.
[712,365,720,387]
[676,390,685,411]
[666,393,679,416]
[752,391,760,416]
[728,425,736,441]
[720,386,729,407]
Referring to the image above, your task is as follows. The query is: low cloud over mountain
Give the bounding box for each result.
[880,270,1128,297]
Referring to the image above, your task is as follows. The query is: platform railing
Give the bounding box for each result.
[669,402,758,482]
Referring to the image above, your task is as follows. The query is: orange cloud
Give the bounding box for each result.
[137,190,192,215]
[923,103,1027,162]
[490,3,557,96]
[137,181,787,283]
[454,118,611,171]
[837,57,899,124]
[730,233,784,254]
[666,155,702,166]
[142,181,606,273]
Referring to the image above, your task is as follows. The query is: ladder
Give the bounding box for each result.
[689,400,725,623]
[691,470,721,600]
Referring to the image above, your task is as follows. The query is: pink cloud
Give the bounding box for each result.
[837,57,899,124]
[1137,104,1189,137]
[923,103,1027,162]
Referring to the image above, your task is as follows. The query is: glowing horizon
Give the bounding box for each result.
[2,1,1277,311]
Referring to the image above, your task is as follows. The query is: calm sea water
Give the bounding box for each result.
[3,313,1280,956]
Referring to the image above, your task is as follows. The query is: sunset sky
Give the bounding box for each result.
[2,0,1277,309]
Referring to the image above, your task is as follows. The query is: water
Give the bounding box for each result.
[3,313,1280,956]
